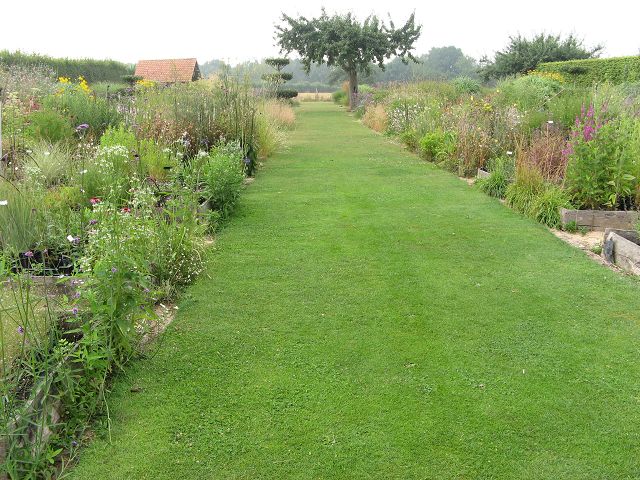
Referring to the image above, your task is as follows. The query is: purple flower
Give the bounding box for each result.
[89,219,98,226]
[74,292,81,299]
[71,440,78,448]
[17,326,24,335]
[243,157,251,165]
[24,251,34,258]
[111,267,118,274]
[71,307,79,315]
[75,124,89,131]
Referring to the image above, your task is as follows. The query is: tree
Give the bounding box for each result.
[276,9,421,110]
[480,33,603,81]
[262,58,297,99]
[422,46,478,80]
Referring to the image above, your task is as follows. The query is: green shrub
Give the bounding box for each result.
[478,157,513,199]
[505,166,545,215]
[548,88,591,128]
[45,89,122,137]
[276,89,298,99]
[149,189,205,297]
[100,126,176,181]
[26,110,74,143]
[100,124,137,150]
[419,130,456,162]
[452,76,481,95]
[91,82,130,96]
[84,145,135,203]
[496,75,564,111]
[564,220,578,233]
[400,129,419,151]
[199,143,245,219]
[332,90,348,106]
[530,184,570,228]
[539,56,640,85]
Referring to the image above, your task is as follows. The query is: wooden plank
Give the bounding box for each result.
[561,208,640,231]
[604,232,640,275]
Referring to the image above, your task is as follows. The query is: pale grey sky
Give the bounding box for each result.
[2,0,638,64]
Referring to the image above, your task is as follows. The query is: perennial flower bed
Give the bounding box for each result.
[350,73,640,229]
[0,66,292,478]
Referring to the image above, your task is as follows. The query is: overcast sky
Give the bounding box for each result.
[2,1,638,65]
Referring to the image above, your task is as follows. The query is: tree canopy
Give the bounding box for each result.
[480,33,603,80]
[275,9,421,109]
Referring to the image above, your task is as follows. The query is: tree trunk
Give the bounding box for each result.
[348,70,358,111]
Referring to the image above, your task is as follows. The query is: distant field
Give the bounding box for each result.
[296,91,332,101]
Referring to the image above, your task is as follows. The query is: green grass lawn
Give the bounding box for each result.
[70,102,640,479]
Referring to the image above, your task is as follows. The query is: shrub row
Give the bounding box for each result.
[539,56,640,85]
[0,50,133,83]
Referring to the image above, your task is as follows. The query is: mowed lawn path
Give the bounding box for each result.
[72,103,640,479]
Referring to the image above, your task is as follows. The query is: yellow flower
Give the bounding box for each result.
[136,79,156,88]
[75,76,91,94]
[528,70,565,83]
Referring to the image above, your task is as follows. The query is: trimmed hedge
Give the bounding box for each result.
[0,50,134,84]
[538,56,640,85]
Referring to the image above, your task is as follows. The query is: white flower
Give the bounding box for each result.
[547,120,554,124]
[67,235,76,243]
[506,151,513,156]
[80,169,88,174]
[0,200,8,206]
[44,151,50,156]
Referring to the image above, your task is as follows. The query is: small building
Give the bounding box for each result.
[134,58,201,83]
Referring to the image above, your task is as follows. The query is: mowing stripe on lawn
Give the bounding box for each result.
[70,102,640,479]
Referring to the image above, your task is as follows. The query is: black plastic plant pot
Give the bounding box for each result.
[55,255,75,276]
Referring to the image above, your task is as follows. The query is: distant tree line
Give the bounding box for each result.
[201,32,605,90]
[0,50,133,83]
[200,46,480,92]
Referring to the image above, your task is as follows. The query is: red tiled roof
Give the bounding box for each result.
[134,58,200,83]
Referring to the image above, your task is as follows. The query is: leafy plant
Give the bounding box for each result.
[419,130,456,162]
[332,89,348,106]
[190,143,246,220]
[452,76,481,95]
[480,33,602,80]
[26,110,74,143]
[478,156,513,198]
[564,220,578,233]
[45,81,122,137]
[505,165,545,215]
[565,112,640,209]
[530,184,570,228]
